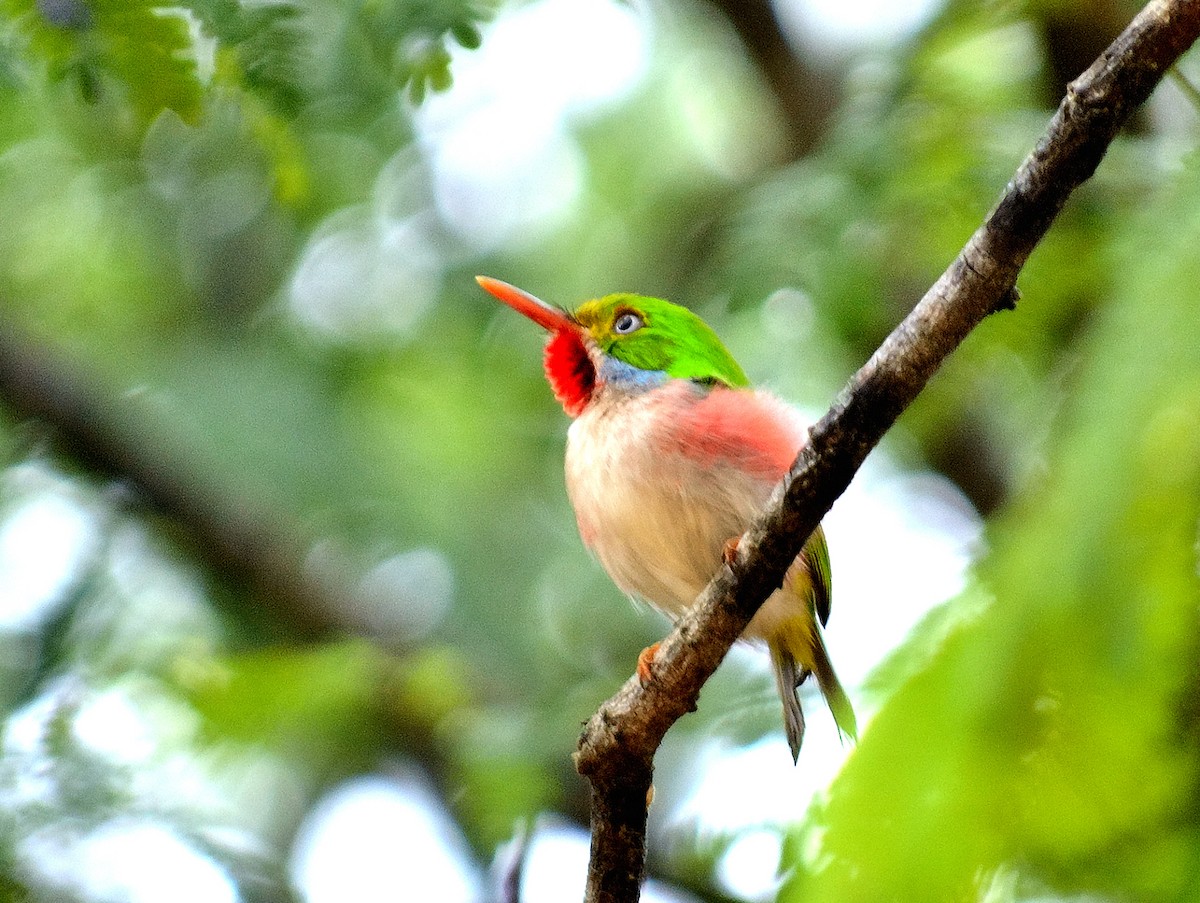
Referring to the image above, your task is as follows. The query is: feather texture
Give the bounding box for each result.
[543,329,595,417]
[566,379,854,759]
[478,276,855,760]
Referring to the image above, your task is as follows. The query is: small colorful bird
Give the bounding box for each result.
[479,276,856,761]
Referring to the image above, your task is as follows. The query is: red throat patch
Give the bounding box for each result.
[543,329,594,417]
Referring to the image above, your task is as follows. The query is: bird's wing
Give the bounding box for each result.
[802,524,833,627]
[662,384,834,623]
[669,385,805,480]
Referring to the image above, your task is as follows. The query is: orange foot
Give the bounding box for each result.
[722,535,741,566]
[636,641,662,686]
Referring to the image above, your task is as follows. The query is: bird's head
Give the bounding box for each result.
[478,276,748,417]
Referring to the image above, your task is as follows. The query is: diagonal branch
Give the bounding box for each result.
[0,322,376,641]
[701,0,839,159]
[573,1,1200,901]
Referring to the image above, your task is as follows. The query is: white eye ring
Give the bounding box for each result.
[613,311,643,334]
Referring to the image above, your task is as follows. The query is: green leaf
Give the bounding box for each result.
[450,21,482,50]
[4,0,202,122]
[355,0,494,102]
[190,0,308,115]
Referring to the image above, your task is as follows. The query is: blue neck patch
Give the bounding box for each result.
[597,354,669,393]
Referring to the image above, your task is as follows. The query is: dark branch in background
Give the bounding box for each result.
[1039,1,1132,107]
[0,322,372,640]
[574,2,1200,902]
[0,318,519,859]
[703,0,839,159]
[0,320,633,893]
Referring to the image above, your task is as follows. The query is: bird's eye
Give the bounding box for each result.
[613,311,643,335]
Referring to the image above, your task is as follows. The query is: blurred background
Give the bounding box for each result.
[0,0,1198,900]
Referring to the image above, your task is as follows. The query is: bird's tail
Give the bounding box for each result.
[769,643,806,764]
[769,627,857,763]
[808,629,858,744]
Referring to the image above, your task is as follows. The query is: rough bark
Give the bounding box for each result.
[574,2,1200,901]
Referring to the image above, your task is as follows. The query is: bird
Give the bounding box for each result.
[478,275,856,762]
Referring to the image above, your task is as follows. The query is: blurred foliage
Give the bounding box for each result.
[783,156,1200,902]
[4,0,202,122]
[0,0,1196,900]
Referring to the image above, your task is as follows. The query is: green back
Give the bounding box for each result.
[574,294,749,388]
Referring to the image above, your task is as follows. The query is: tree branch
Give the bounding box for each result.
[573,2,1200,901]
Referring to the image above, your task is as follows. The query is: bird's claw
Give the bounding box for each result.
[636,641,662,686]
[722,535,741,566]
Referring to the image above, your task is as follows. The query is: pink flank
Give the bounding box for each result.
[663,385,805,480]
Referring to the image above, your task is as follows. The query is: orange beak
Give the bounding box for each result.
[476,276,576,333]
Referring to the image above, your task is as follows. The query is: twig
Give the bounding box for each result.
[1169,65,1200,110]
[573,2,1200,901]
[490,820,530,903]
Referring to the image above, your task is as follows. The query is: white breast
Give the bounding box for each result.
[564,385,777,621]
